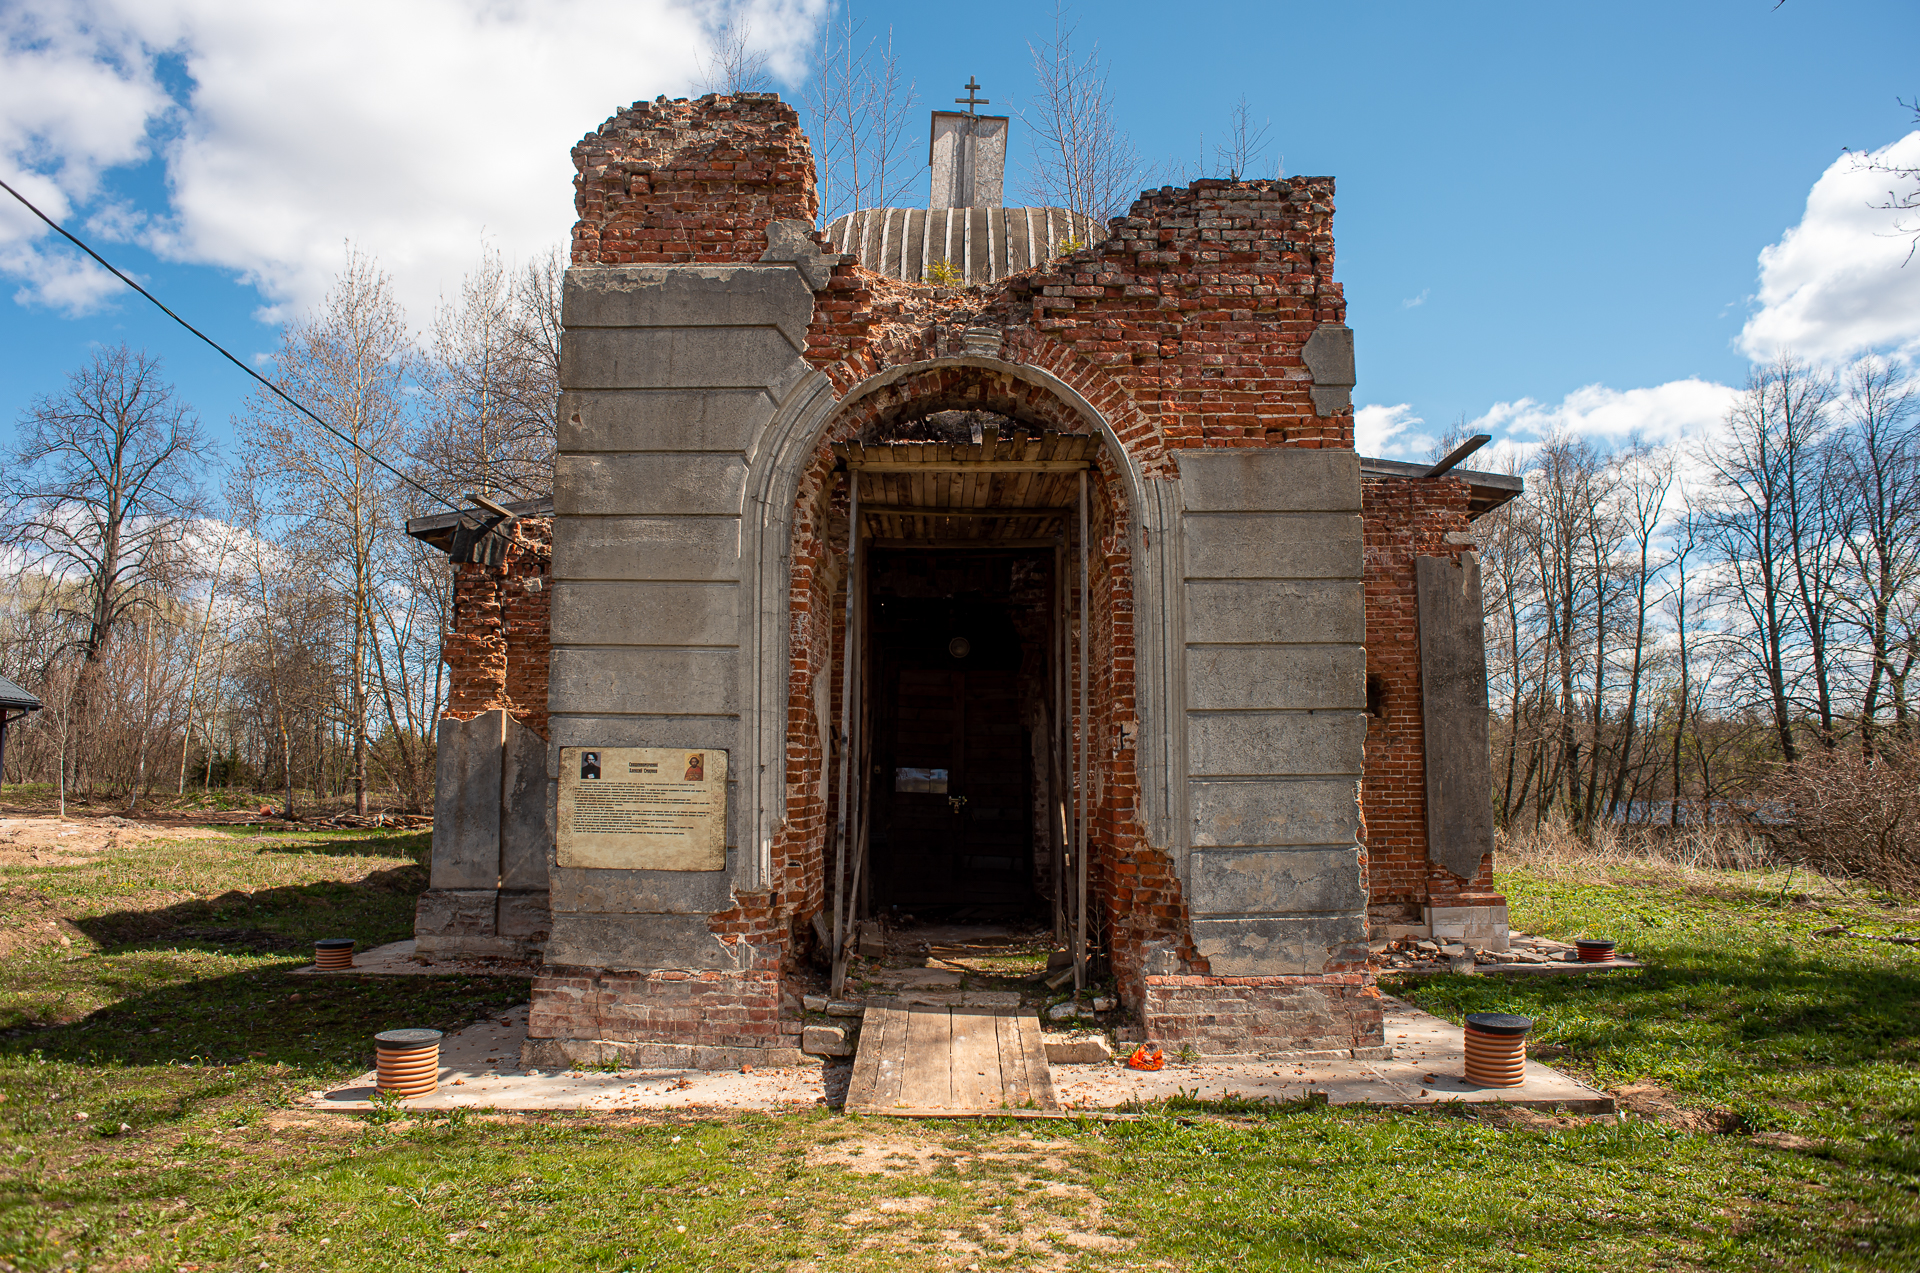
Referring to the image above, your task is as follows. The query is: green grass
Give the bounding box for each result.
[1394,864,1920,1173]
[1,830,1916,1271]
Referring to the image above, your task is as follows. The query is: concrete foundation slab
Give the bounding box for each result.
[291,939,537,978]
[303,997,1610,1115]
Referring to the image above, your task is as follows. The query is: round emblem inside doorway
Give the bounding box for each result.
[947,636,972,659]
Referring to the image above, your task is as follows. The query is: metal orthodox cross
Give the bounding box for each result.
[955,77,989,114]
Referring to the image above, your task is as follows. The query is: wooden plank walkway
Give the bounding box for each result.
[845,1003,1059,1116]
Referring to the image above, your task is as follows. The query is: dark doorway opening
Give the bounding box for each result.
[865,548,1052,924]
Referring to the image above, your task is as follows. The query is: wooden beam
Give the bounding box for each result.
[858,504,1069,519]
[868,537,1062,550]
[845,459,1092,472]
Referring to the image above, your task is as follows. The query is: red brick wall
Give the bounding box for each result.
[528,966,788,1053]
[1142,974,1384,1055]
[442,518,551,740]
[1359,478,1496,921]
[570,93,819,266]
[803,179,1352,456]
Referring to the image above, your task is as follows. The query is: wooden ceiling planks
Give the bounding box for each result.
[833,430,1094,544]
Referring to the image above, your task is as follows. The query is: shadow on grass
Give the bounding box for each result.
[0,961,530,1136]
[67,863,427,953]
[236,827,431,861]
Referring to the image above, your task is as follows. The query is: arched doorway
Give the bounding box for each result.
[769,363,1148,997]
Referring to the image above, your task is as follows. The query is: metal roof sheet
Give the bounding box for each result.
[0,674,43,711]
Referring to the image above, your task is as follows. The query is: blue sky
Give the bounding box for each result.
[3,0,1917,473]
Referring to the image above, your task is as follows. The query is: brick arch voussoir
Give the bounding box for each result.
[811,330,1172,479]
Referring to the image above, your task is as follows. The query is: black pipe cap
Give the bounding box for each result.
[315,938,356,950]
[1465,1012,1533,1036]
[375,1028,443,1047]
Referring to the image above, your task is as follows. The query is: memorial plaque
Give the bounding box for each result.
[556,746,728,871]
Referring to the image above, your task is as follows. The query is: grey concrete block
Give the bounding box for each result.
[553,453,748,518]
[1176,449,1361,512]
[1187,847,1367,916]
[562,265,815,350]
[546,715,741,764]
[1188,914,1369,976]
[558,389,775,454]
[415,888,499,938]
[501,713,549,891]
[1181,580,1365,646]
[550,581,738,647]
[1185,645,1365,711]
[1043,1032,1113,1063]
[549,867,735,914]
[415,934,531,959]
[1188,778,1362,847]
[760,220,838,291]
[549,647,738,716]
[1187,712,1366,778]
[560,327,805,392]
[551,516,742,582]
[1417,554,1496,882]
[496,890,551,939]
[431,712,503,890]
[801,1024,855,1056]
[1181,513,1363,580]
[544,912,750,972]
[1301,323,1355,388]
[1310,385,1353,416]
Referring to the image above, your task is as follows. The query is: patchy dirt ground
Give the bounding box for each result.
[0,814,233,865]
[803,1128,1130,1270]
[1612,1081,1750,1134]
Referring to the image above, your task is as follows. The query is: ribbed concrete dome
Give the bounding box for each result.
[826,206,1102,286]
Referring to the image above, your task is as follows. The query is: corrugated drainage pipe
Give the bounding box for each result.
[1462,1012,1532,1088]
[1575,938,1617,963]
[314,938,355,970]
[375,1028,443,1097]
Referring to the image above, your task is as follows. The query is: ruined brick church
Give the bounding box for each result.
[408,90,1519,1068]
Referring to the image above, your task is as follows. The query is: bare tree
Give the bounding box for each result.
[2,346,211,666]
[1850,96,1920,262]
[418,245,559,502]
[1828,357,1920,751]
[1025,4,1148,224]
[507,247,564,457]
[175,522,235,794]
[238,246,413,816]
[808,5,921,223]
[1702,358,1833,764]
[1215,94,1276,180]
[1663,505,1704,826]
[1602,449,1673,822]
[697,15,772,95]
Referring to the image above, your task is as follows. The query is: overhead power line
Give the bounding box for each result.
[0,177,465,516]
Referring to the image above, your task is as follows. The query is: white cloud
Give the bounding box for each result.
[1355,402,1436,459]
[1471,378,1740,450]
[0,0,828,321]
[1740,130,1920,365]
[1400,289,1428,309]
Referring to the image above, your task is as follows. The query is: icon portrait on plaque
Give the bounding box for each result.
[684,753,704,781]
[580,751,601,781]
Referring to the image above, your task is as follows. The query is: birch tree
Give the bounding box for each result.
[1026,5,1147,224]
[238,247,412,815]
[808,5,921,223]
